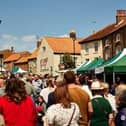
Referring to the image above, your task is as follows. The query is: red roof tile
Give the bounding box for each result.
[15,56,30,64]
[4,53,21,62]
[45,37,81,54]
[28,48,39,60]
[79,20,126,44]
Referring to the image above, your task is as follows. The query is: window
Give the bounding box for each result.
[105,39,110,47]
[116,33,121,42]
[60,55,63,64]
[105,48,110,60]
[94,42,98,52]
[42,46,46,51]
[115,45,121,55]
[85,44,89,53]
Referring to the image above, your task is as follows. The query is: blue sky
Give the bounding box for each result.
[0,0,125,52]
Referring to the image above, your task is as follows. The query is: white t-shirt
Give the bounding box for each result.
[40,87,55,103]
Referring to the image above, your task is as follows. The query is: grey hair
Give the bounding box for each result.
[115,84,126,95]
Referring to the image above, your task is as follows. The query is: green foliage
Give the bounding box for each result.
[62,53,75,69]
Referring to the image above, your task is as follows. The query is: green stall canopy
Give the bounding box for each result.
[105,55,126,73]
[77,58,104,74]
[95,48,126,74]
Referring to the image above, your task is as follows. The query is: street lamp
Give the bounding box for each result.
[69,30,76,68]
[0,54,3,73]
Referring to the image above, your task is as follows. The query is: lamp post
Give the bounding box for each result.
[69,31,76,68]
[0,54,3,73]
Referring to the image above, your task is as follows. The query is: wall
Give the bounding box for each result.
[80,40,103,61]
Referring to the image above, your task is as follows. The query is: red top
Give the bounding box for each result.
[0,95,37,126]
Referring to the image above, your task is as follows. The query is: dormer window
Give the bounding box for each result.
[42,46,46,51]
[105,39,110,47]
[115,33,121,43]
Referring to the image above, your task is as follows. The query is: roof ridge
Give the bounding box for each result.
[45,36,70,39]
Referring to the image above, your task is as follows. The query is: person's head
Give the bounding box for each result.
[54,76,64,88]
[63,70,76,84]
[91,81,104,96]
[5,78,26,104]
[37,95,45,103]
[101,82,109,94]
[54,85,71,108]
[46,79,54,88]
[115,84,126,107]
[78,75,85,85]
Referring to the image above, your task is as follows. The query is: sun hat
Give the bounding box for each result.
[91,81,104,90]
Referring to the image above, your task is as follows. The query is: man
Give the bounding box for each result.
[63,71,93,126]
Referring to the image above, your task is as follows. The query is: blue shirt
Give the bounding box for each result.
[115,107,126,126]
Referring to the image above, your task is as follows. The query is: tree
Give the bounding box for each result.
[62,53,75,69]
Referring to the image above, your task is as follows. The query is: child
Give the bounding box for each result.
[36,95,46,126]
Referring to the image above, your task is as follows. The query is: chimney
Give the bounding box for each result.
[37,40,41,48]
[116,10,126,24]
[69,30,76,41]
[11,46,14,52]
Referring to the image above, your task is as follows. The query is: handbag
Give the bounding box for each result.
[67,105,76,126]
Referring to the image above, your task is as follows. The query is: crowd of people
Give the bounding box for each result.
[0,71,126,126]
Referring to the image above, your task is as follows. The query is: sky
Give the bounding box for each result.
[0,0,125,52]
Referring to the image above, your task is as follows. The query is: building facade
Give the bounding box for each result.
[37,36,81,76]
[79,10,126,61]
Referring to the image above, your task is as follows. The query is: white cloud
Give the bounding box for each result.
[21,35,37,42]
[0,34,18,41]
[0,41,16,50]
[59,34,69,37]
[0,34,37,52]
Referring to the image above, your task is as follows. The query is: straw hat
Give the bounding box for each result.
[91,81,104,90]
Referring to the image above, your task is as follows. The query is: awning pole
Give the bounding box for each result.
[103,72,106,82]
[113,72,115,84]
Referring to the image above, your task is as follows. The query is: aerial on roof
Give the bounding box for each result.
[79,19,126,44]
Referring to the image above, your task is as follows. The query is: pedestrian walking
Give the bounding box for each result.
[115,84,126,126]
[90,81,114,126]
[0,78,37,126]
[63,71,93,126]
[46,84,80,126]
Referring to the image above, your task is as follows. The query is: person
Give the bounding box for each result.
[90,81,114,126]
[46,84,80,126]
[0,78,37,126]
[115,84,126,126]
[63,71,93,126]
[19,73,36,97]
[36,95,46,126]
[40,78,55,103]
[46,76,64,108]
[78,75,93,99]
[101,82,117,115]
[0,78,5,96]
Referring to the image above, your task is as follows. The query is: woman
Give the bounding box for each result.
[115,84,126,126]
[90,81,114,126]
[0,78,37,126]
[46,84,80,126]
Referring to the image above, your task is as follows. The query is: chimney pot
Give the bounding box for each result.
[116,10,126,23]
